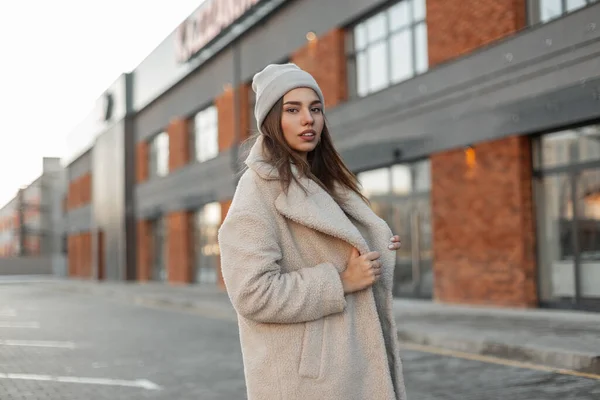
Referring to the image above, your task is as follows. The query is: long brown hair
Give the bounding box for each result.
[256,97,368,205]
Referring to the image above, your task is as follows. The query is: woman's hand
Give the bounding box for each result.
[388,235,401,250]
[340,248,381,294]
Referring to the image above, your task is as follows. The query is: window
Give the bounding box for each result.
[193,202,221,283]
[348,0,428,98]
[530,0,598,24]
[356,159,432,298]
[149,132,169,178]
[533,123,600,305]
[151,217,167,281]
[190,105,219,162]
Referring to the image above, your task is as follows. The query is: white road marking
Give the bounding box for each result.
[0,373,162,390]
[0,321,40,328]
[0,340,75,349]
[0,309,16,317]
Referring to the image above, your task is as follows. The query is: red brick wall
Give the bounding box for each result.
[166,211,193,284]
[431,136,537,307]
[427,0,535,307]
[136,142,149,183]
[291,28,347,108]
[67,232,93,278]
[67,173,92,210]
[137,220,152,281]
[168,118,190,171]
[427,0,527,67]
[216,88,236,152]
[240,84,252,140]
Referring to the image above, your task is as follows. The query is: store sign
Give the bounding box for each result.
[175,0,261,63]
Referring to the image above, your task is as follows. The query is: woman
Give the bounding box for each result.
[218,63,407,400]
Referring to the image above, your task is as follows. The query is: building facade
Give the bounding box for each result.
[64,0,600,311]
[0,157,67,275]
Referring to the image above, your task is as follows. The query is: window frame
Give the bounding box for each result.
[346,0,428,98]
[528,0,598,25]
[148,131,169,179]
[189,105,219,163]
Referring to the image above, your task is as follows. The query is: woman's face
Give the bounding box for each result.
[281,87,324,160]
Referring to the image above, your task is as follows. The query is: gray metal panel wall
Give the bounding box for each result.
[135,48,236,142]
[92,122,127,281]
[136,150,237,219]
[64,74,130,166]
[134,0,390,143]
[238,0,387,80]
[67,150,92,181]
[66,205,92,234]
[327,3,600,170]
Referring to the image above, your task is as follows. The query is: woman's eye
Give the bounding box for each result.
[311,108,322,113]
[285,108,298,113]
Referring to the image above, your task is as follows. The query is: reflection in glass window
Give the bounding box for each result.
[151,217,167,281]
[191,105,219,163]
[357,168,390,197]
[535,0,597,24]
[194,202,221,284]
[149,132,169,178]
[348,0,428,97]
[536,124,600,169]
[357,158,433,298]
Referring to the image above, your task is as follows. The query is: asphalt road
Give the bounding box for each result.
[0,283,598,399]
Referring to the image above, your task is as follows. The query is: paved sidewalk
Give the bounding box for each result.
[47,279,600,374]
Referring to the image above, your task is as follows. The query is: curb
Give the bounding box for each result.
[397,329,600,374]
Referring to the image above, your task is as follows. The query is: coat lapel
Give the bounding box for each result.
[274,178,371,255]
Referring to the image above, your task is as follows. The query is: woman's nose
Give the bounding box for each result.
[301,108,314,125]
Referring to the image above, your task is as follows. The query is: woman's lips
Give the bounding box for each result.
[299,133,316,141]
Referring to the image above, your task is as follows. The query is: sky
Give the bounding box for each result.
[0,0,204,208]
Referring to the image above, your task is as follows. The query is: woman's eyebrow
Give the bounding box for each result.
[283,100,322,105]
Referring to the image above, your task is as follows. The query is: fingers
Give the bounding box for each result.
[389,235,402,250]
[364,251,380,261]
[370,260,382,281]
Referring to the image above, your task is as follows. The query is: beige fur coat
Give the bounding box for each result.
[218,136,407,400]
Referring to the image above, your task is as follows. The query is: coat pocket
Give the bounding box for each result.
[298,318,325,379]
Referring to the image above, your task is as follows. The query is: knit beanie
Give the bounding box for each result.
[252,63,325,134]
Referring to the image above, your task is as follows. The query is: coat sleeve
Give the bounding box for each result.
[218,210,347,324]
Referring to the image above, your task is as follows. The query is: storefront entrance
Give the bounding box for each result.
[151,217,167,281]
[357,160,433,298]
[534,124,600,310]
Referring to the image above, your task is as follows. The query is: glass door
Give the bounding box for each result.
[538,168,600,308]
[388,196,432,298]
[574,169,600,301]
[151,217,167,281]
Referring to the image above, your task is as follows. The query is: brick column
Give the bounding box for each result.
[216,88,236,152]
[136,142,149,183]
[431,136,537,307]
[68,235,77,277]
[240,83,252,140]
[168,118,190,171]
[427,0,527,67]
[291,28,348,108]
[428,0,535,308]
[137,220,152,281]
[166,211,194,284]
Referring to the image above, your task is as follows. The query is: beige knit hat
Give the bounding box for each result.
[252,63,325,134]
